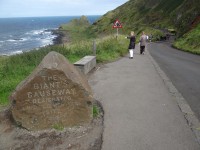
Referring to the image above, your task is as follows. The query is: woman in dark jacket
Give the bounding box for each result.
[126,31,136,59]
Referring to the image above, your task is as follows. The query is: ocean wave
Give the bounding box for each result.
[40,38,53,46]
[25,29,43,35]
[11,50,23,55]
[1,50,24,56]
[6,38,29,42]
[1,30,56,56]
[21,38,29,41]
[25,29,53,36]
[7,39,18,42]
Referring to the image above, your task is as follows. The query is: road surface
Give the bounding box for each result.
[148,42,200,120]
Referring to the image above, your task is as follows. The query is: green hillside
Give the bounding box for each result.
[90,0,200,35]
[89,0,200,54]
[89,0,180,35]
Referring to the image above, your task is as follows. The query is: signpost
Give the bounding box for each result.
[113,19,122,38]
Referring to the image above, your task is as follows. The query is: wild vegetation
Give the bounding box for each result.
[0,17,128,105]
[89,0,200,54]
[173,23,200,54]
[59,15,95,42]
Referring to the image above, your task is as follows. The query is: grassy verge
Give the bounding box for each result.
[173,23,200,55]
[0,34,128,105]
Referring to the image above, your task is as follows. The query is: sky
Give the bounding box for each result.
[0,0,129,18]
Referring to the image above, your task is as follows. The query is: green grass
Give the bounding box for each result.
[0,34,129,105]
[93,105,100,118]
[173,23,200,55]
[53,124,64,131]
[96,35,128,63]
[154,0,184,14]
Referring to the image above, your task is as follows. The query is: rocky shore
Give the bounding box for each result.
[52,28,70,45]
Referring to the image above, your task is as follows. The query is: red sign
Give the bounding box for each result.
[113,19,122,28]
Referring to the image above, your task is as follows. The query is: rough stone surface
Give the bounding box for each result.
[10,51,93,131]
[0,100,103,150]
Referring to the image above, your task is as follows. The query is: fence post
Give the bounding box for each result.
[93,40,96,56]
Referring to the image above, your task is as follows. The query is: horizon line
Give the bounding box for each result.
[0,15,102,19]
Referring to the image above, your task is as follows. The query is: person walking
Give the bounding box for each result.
[139,31,148,54]
[126,31,136,59]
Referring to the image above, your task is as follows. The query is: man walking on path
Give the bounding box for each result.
[89,44,200,150]
[140,31,148,54]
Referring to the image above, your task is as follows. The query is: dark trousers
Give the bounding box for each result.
[140,46,145,54]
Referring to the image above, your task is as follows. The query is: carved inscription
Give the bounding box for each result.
[18,70,83,129]
[24,75,76,105]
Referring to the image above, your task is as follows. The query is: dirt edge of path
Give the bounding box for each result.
[0,100,104,150]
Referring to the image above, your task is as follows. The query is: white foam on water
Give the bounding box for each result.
[7,38,27,42]
[1,50,23,56]
[40,38,53,46]
[9,50,23,55]
[7,39,17,42]
[1,30,57,56]
[21,38,29,41]
[26,29,48,36]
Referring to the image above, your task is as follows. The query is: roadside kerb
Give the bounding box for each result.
[146,44,200,145]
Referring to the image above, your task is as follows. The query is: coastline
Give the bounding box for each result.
[0,15,100,56]
[0,29,69,57]
[52,28,70,45]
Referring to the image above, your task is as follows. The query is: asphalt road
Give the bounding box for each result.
[148,42,200,120]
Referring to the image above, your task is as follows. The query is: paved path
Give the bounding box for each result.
[89,45,200,150]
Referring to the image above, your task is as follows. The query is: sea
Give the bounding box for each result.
[0,16,100,56]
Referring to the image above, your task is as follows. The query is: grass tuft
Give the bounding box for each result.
[53,124,64,131]
[93,105,100,118]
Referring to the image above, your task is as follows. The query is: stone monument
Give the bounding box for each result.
[10,51,93,131]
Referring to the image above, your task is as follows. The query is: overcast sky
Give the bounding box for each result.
[0,0,129,18]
